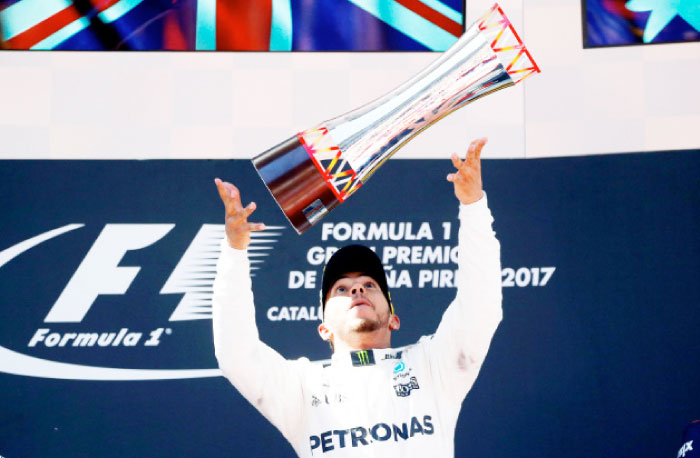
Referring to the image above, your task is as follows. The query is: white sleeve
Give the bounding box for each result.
[425,193,503,403]
[212,241,306,443]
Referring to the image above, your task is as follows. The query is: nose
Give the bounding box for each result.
[350,283,365,296]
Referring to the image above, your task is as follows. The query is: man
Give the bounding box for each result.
[213,138,502,457]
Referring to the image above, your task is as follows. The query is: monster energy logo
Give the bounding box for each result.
[357,351,370,365]
[351,350,375,366]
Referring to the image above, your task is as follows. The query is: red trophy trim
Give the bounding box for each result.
[478,3,541,84]
[297,127,363,203]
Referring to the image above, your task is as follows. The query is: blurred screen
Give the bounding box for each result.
[0,0,465,51]
[584,0,700,47]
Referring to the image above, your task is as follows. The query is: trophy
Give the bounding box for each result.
[253,3,539,234]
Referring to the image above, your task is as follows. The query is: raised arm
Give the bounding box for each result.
[427,139,503,403]
[212,178,306,444]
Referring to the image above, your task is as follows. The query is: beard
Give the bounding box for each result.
[350,313,388,333]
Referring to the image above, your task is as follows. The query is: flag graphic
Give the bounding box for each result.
[0,0,465,51]
[584,0,700,47]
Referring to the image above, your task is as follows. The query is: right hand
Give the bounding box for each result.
[446,137,486,205]
[214,178,265,250]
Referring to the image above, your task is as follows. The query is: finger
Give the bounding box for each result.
[447,172,467,183]
[465,138,479,163]
[223,182,244,214]
[450,153,463,170]
[473,137,487,161]
[465,138,486,168]
[229,202,256,225]
[247,222,266,232]
[216,179,241,208]
[242,202,257,219]
[214,178,230,204]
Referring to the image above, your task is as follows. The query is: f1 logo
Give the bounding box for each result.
[44,224,174,322]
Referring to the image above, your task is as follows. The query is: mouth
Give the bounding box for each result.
[350,299,372,309]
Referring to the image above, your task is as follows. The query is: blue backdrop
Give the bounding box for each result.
[0,151,698,457]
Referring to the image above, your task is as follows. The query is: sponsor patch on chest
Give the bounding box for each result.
[394,376,420,397]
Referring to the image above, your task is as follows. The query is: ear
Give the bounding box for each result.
[388,314,400,331]
[318,323,333,342]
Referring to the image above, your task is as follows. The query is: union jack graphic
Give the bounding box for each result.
[0,0,465,50]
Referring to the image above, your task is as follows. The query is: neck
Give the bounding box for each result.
[333,331,391,354]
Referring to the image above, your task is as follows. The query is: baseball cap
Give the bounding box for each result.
[321,245,393,316]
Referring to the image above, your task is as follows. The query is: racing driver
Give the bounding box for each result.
[212,137,502,457]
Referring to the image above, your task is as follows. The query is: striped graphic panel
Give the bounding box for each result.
[0,0,465,50]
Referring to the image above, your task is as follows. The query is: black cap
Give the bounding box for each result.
[321,245,393,315]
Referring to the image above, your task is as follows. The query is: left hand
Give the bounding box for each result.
[446,137,486,205]
[214,178,265,250]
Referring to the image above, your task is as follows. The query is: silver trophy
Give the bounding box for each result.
[253,3,539,234]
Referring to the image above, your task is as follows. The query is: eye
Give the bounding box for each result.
[364,282,375,289]
[335,286,347,294]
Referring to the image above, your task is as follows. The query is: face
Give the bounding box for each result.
[322,272,393,337]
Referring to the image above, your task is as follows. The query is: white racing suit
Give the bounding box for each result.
[213,196,503,457]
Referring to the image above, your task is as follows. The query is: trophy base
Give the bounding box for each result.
[252,136,341,234]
